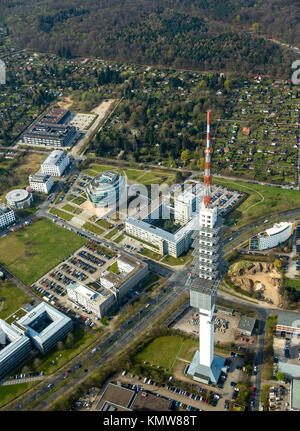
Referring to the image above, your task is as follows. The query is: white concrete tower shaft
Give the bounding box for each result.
[199,306,215,367]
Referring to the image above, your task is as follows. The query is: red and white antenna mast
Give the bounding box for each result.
[203,110,212,208]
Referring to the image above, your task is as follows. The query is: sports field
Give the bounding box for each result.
[0,219,86,285]
[132,335,198,370]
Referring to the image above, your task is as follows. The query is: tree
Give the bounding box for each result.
[197,157,205,171]
[181,149,191,166]
[65,333,74,349]
[33,358,42,369]
[252,23,260,33]
[57,340,65,351]
[176,171,183,182]
[273,259,283,271]
[276,371,285,382]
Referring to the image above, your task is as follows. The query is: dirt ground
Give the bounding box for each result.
[228,261,282,306]
[56,96,73,110]
[91,99,115,116]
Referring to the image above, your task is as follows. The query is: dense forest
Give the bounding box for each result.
[0,0,298,75]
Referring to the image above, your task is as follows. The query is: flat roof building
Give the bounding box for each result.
[250,222,294,251]
[131,391,171,411]
[276,312,300,335]
[6,189,33,209]
[39,108,70,125]
[237,316,256,336]
[0,204,15,229]
[0,319,32,379]
[41,150,70,177]
[291,378,300,410]
[13,303,73,353]
[95,383,135,411]
[29,173,54,194]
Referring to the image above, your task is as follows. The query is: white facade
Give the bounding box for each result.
[117,257,135,274]
[0,205,15,229]
[174,190,197,224]
[0,320,32,379]
[29,173,54,194]
[252,222,294,251]
[41,150,70,177]
[6,189,33,209]
[199,305,215,367]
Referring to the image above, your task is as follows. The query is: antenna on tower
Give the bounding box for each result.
[203,110,211,208]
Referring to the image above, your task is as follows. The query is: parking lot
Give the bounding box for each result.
[68,113,97,131]
[32,242,118,327]
[268,383,290,411]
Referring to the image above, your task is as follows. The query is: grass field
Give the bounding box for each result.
[72,196,86,205]
[132,336,197,370]
[114,234,124,243]
[96,219,113,229]
[0,280,30,320]
[49,208,74,221]
[0,219,86,285]
[104,227,119,239]
[82,222,104,236]
[284,278,300,291]
[161,250,192,266]
[0,382,37,408]
[140,248,162,261]
[212,178,300,228]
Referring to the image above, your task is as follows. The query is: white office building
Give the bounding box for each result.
[174,189,197,224]
[0,320,32,379]
[41,150,70,177]
[29,173,54,194]
[67,282,116,318]
[0,204,15,229]
[250,222,294,251]
[13,303,73,353]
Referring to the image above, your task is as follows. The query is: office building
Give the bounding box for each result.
[276,312,300,336]
[0,319,32,379]
[174,187,198,224]
[0,204,15,229]
[41,150,70,177]
[29,173,54,194]
[13,303,73,353]
[86,171,126,208]
[39,108,71,125]
[249,222,294,251]
[6,189,33,209]
[237,316,256,337]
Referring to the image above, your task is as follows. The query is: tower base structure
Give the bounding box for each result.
[187,350,225,385]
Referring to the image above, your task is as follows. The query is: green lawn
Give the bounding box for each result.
[0,383,37,408]
[114,234,124,243]
[72,196,86,205]
[0,219,86,285]
[49,208,74,221]
[212,178,300,229]
[62,204,82,215]
[104,227,119,239]
[0,280,30,320]
[82,222,104,236]
[96,219,113,229]
[125,232,160,250]
[108,261,119,274]
[161,251,192,266]
[132,335,198,370]
[140,248,162,261]
[23,327,96,375]
[284,278,300,291]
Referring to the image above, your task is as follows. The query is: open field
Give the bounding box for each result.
[0,219,86,285]
[0,280,30,320]
[212,178,300,228]
[132,335,198,371]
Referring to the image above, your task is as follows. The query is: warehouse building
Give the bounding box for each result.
[0,204,15,229]
[29,173,54,194]
[12,303,73,353]
[41,150,70,177]
[0,320,32,379]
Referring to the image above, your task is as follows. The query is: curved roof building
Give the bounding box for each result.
[86,171,126,208]
[6,189,33,209]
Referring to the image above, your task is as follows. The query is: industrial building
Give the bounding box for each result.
[29,173,54,194]
[249,222,294,251]
[12,303,73,353]
[187,111,227,385]
[67,255,148,317]
[0,204,15,229]
[276,312,300,336]
[237,316,256,337]
[86,171,126,208]
[0,319,32,379]
[6,188,33,209]
[41,150,70,177]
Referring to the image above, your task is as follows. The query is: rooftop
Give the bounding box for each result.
[131,391,171,411]
[0,204,13,216]
[237,316,256,334]
[29,173,52,183]
[42,150,68,166]
[277,312,300,328]
[6,189,30,203]
[95,383,135,411]
[292,379,300,410]
[0,319,30,363]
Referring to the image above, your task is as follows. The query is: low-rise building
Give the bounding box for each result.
[249,222,294,251]
[95,383,135,411]
[29,173,54,194]
[12,302,73,353]
[0,204,15,229]
[291,378,300,410]
[6,189,33,209]
[41,150,70,177]
[276,312,300,336]
[0,320,32,379]
[237,316,256,337]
